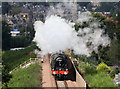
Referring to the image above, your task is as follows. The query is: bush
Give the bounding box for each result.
[110,70,116,78]
[110,67,119,78]
[114,67,119,74]
[85,72,116,87]
[85,64,97,75]
[78,61,97,75]
[2,65,12,88]
[97,62,111,73]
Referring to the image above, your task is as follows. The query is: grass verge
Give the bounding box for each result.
[2,44,37,71]
[7,63,42,87]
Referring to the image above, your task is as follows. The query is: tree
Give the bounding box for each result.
[2,21,11,50]
[2,2,11,15]
[26,26,35,42]
[10,26,35,48]
[107,39,120,65]
[86,3,92,11]
[97,46,112,65]
[74,24,80,32]
[95,2,116,12]
[2,65,12,88]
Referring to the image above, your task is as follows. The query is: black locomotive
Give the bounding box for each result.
[50,52,75,80]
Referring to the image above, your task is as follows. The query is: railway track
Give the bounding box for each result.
[56,80,68,89]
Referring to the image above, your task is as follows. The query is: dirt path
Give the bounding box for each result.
[42,55,57,88]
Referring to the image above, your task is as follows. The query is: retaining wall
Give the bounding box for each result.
[72,60,86,88]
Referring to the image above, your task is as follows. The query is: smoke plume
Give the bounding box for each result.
[33,2,110,56]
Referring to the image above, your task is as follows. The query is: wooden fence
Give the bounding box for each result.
[10,58,40,73]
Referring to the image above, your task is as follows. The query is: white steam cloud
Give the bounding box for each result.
[33,16,110,56]
[33,3,110,57]
[34,15,75,55]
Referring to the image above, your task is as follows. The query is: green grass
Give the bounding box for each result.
[2,44,37,71]
[7,63,42,87]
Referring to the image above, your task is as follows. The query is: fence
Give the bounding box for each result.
[10,58,40,73]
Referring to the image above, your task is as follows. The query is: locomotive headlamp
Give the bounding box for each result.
[53,71,56,74]
[64,72,67,75]
[52,68,54,70]
[66,69,68,71]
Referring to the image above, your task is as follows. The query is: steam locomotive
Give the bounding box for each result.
[50,52,73,79]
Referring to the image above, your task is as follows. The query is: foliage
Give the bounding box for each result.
[74,21,89,32]
[78,61,86,74]
[2,20,35,49]
[86,3,92,11]
[92,12,119,40]
[78,61,97,75]
[2,21,11,50]
[7,63,42,87]
[79,22,89,29]
[2,44,37,71]
[2,2,11,14]
[97,46,113,65]
[85,72,116,87]
[95,2,116,12]
[110,70,116,78]
[10,36,30,48]
[2,21,35,50]
[85,64,97,75]
[107,39,120,65]
[78,61,115,87]
[2,65,12,88]
[78,55,98,66]
[97,62,111,73]
[92,12,120,65]
[11,26,35,48]
[110,67,119,78]
[74,24,80,32]
[114,67,119,74]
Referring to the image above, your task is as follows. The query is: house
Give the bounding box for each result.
[91,1,100,10]
[10,29,20,36]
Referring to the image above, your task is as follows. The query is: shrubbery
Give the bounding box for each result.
[110,67,119,78]
[85,72,116,87]
[85,64,97,75]
[97,62,111,73]
[2,65,12,88]
[2,44,37,71]
[78,61,97,75]
[110,70,116,78]
[78,61,115,87]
